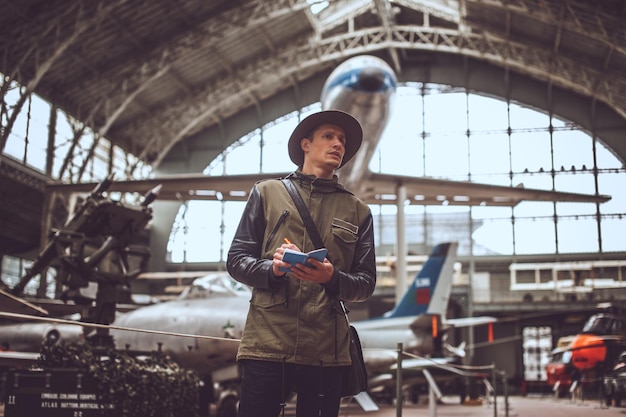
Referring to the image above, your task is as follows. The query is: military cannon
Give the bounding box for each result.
[10,175,160,346]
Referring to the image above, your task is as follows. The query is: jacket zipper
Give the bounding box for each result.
[265,210,290,252]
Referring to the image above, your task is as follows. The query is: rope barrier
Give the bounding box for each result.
[0,311,522,382]
[0,311,241,343]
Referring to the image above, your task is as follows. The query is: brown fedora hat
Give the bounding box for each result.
[288,110,363,168]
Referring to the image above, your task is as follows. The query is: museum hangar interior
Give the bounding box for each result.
[1,0,626,394]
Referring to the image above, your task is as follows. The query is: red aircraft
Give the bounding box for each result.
[569,312,626,375]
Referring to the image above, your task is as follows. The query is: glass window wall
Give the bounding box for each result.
[167,83,626,262]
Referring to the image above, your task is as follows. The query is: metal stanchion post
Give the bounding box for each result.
[397,342,403,417]
[503,371,509,417]
[493,364,497,417]
[429,383,436,417]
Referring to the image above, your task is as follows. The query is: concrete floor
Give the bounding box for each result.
[2,394,623,417]
[329,395,624,417]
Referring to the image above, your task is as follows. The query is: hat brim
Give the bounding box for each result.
[288,110,363,168]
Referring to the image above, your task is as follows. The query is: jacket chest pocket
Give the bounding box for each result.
[331,218,359,244]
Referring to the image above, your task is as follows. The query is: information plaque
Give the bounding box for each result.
[4,369,114,417]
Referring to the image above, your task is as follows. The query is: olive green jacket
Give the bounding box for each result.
[226,171,377,366]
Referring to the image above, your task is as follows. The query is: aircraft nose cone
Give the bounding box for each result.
[570,334,606,371]
[358,68,386,92]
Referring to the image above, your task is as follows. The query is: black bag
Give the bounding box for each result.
[342,324,368,397]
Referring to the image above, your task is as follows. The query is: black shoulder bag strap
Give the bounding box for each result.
[281,178,325,250]
[281,178,350,320]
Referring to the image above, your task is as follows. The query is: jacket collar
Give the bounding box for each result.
[286,171,349,194]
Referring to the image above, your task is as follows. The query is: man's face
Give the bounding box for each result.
[301,123,347,170]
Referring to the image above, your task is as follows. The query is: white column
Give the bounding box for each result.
[395,183,407,305]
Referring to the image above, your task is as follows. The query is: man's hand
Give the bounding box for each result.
[288,257,334,284]
[272,242,334,283]
[272,242,299,276]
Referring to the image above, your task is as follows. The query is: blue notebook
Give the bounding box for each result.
[279,248,328,272]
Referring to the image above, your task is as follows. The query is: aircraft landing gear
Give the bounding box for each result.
[215,391,238,417]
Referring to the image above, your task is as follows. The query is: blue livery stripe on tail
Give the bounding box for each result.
[383,242,457,318]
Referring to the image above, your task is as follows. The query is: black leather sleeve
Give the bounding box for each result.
[323,212,377,302]
[226,186,283,289]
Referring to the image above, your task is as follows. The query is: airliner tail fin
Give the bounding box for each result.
[384,242,458,319]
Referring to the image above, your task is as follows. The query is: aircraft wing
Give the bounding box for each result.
[358,172,611,206]
[353,316,416,332]
[45,170,609,207]
[356,314,496,333]
[364,350,471,398]
[391,356,465,376]
[0,351,40,367]
[446,316,497,327]
[45,172,280,202]
[361,348,460,376]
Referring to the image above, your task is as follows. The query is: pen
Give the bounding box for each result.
[284,238,292,244]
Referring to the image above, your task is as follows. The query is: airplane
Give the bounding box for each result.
[359,242,476,360]
[545,335,575,398]
[544,307,626,399]
[353,242,495,402]
[569,311,626,375]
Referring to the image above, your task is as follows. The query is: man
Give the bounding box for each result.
[227,109,377,417]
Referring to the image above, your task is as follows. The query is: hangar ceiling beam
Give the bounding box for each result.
[551,4,564,54]
[95,0,311,163]
[3,0,625,175]
[464,0,626,115]
[133,21,626,169]
[57,122,88,181]
[101,66,171,140]
[133,35,327,167]
[373,0,401,72]
[475,0,626,55]
[0,0,127,157]
[211,45,262,111]
[392,0,461,24]
[315,0,374,36]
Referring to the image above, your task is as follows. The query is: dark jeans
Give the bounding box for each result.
[238,359,345,417]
